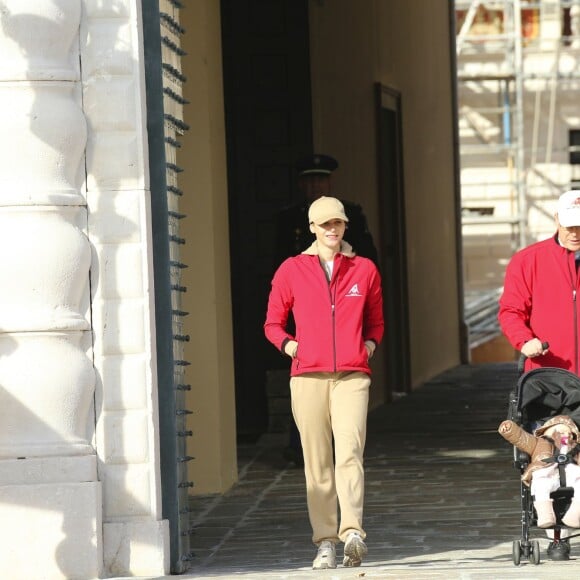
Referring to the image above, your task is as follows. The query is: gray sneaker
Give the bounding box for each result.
[343,532,367,567]
[312,540,336,569]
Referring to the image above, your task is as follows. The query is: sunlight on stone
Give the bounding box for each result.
[437,449,498,459]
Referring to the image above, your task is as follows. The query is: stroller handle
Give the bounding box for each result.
[517,341,549,375]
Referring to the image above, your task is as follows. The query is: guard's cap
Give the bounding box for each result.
[557,190,580,227]
[296,154,338,177]
[308,196,349,225]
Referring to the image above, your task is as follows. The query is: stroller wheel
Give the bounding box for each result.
[512,540,521,566]
[529,540,540,565]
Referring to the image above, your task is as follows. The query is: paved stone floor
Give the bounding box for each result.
[149,362,580,579]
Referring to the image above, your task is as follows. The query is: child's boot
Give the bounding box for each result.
[562,500,580,528]
[535,500,556,528]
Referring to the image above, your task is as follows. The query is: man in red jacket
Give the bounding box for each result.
[265,196,383,570]
[499,189,580,559]
[499,190,580,372]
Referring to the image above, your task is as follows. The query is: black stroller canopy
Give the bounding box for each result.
[518,367,580,427]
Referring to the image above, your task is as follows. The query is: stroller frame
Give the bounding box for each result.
[507,359,580,565]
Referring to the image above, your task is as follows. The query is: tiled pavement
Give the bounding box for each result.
[154,362,580,579]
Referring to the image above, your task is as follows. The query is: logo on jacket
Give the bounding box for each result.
[345,284,361,297]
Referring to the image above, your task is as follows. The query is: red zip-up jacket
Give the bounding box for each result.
[264,241,384,376]
[498,234,580,373]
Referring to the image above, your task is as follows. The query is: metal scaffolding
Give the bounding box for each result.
[455,0,580,349]
[456,0,527,248]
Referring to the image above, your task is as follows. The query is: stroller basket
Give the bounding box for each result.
[506,366,580,566]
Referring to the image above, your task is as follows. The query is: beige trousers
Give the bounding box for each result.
[290,371,370,545]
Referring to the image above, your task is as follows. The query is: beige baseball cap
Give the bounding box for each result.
[308,196,349,225]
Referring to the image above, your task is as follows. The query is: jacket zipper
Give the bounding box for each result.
[568,255,578,374]
[331,283,337,372]
[320,257,338,372]
[575,289,578,375]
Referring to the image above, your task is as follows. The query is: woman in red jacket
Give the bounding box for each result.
[264,196,383,570]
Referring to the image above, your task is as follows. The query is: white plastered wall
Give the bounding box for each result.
[0,1,169,578]
[83,0,169,576]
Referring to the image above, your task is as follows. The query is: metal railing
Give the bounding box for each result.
[464,288,503,348]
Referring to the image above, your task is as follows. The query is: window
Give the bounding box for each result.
[570,129,580,165]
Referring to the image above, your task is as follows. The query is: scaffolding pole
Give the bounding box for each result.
[513,0,527,249]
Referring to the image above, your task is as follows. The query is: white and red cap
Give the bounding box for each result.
[557,190,580,227]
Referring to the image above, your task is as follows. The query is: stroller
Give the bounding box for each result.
[507,353,580,565]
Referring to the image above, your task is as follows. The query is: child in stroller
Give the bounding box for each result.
[502,365,580,564]
[499,415,580,528]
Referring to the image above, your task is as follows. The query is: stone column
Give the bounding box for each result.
[0,1,102,579]
[82,1,170,576]
[0,1,170,578]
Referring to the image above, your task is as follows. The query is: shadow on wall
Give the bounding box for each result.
[0,382,99,578]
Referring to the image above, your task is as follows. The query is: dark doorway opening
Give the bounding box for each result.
[220,0,314,440]
[375,83,411,398]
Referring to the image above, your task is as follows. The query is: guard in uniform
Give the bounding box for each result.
[273,154,380,466]
[274,154,379,267]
